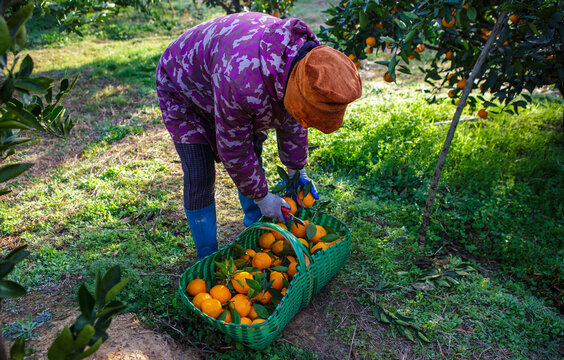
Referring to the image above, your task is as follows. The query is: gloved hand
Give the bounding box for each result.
[254,193,291,223]
[285,169,319,200]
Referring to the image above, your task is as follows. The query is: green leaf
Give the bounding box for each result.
[467,7,477,20]
[306,223,317,240]
[94,270,104,307]
[231,307,241,324]
[104,278,130,303]
[47,326,74,360]
[380,312,390,323]
[101,265,122,291]
[403,327,415,342]
[245,278,261,292]
[217,308,228,321]
[320,233,340,242]
[10,338,26,360]
[0,279,26,298]
[11,25,27,53]
[380,36,395,43]
[268,288,283,301]
[359,11,368,28]
[0,18,10,55]
[0,162,33,183]
[0,262,15,279]
[373,306,381,321]
[271,266,289,272]
[4,244,30,263]
[276,165,289,183]
[4,103,45,131]
[6,3,34,38]
[78,284,95,318]
[253,303,270,318]
[74,337,103,360]
[74,325,95,351]
[417,331,430,343]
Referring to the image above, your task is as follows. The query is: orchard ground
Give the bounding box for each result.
[2,1,563,359]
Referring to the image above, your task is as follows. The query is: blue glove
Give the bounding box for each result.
[254,193,291,223]
[281,169,319,200]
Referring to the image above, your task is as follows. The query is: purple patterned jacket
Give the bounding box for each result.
[156,12,320,199]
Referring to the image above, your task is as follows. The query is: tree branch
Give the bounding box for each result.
[417,10,509,251]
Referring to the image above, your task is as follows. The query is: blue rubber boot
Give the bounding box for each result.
[238,190,263,227]
[184,202,218,260]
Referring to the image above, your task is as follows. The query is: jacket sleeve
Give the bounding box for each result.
[276,117,308,170]
[213,73,268,199]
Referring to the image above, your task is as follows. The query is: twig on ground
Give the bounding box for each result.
[347,324,358,360]
[152,317,215,355]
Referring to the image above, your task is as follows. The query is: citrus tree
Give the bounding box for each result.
[196,0,296,17]
[320,0,563,114]
[319,0,563,248]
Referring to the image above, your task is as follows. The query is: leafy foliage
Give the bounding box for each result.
[197,0,296,17]
[319,0,564,112]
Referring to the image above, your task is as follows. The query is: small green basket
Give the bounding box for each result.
[178,210,350,350]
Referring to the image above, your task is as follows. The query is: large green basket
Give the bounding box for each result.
[178,210,350,350]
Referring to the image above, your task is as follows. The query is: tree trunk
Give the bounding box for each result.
[417,10,509,251]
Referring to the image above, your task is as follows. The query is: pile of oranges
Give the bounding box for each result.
[185,213,343,325]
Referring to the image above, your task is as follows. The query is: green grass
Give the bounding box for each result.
[2,2,564,359]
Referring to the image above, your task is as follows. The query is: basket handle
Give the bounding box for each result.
[240,221,312,271]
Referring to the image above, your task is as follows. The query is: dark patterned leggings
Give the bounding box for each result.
[174,134,265,210]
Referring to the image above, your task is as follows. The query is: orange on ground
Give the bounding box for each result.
[232,271,254,294]
[270,271,288,291]
[310,242,331,254]
[310,225,327,244]
[210,285,232,304]
[229,294,252,317]
[416,44,425,53]
[272,223,288,240]
[365,36,377,47]
[442,17,455,27]
[252,252,272,270]
[478,109,488,118]
[287,261,298,278]
[290,220,309,238]
[445,51,453,59]
[186,278,207,296]
[192,292,212,310]
[259,232,276,249]
[297,191,315,208]
[248,306,259,320]
[456,79,466,89]
[282,198,297,215]
[201,298,223,318]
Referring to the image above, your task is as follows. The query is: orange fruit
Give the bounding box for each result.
[255,290,272,304]
[259,232,276,249]
[252,318,266,325]
[273,11,279,18]
[463,3,469,9]
[456,79,466,89]
[448,90,456,98]
[297,191,315,208]
[478,109,488,118]
[365,36,377,47]
[272,256,283,266]
[416,44,425,53]
[240,317,252,325]
[383,72,393,82]
[353,61,361,69]
[374,22,383,29]
[310,225,327,244]
[232,271,254,294]
[447,73,455,80]
[240,248,256,263]
[287,261,298,278]
[210,285,232,304]
[229,294,252,317]
[201,298,223,318]
[192,292,212,310]
[442,17,455,28]
[286,255,296,263]
[365,46,373,54]
[282,198,297,215]
[298,238,309,249]
[270,271,288,291]
[272,223,288,240]
[186,278,207,296]
[310,242,330,254]
[348,54,356,61]
[271,240,285,255]
[248,305,259,320]
[445,51,453,59]
[291,220,309,238]
[252,252,272,270]
[408,54,415,60]
[509,14,519,23]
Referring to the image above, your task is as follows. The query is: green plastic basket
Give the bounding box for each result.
[178,210,350,350]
